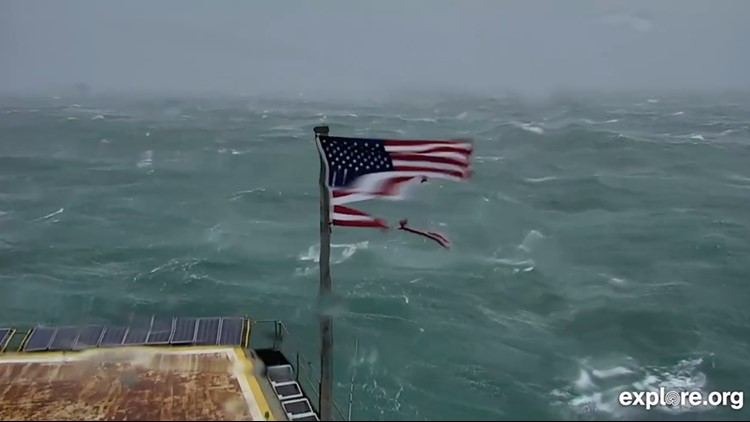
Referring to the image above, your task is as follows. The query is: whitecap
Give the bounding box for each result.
[35,208,64,221]
[518,230,545,252]
[299,241,369,264]
[91,114,104,120]
[671,111,685,116]
[552,355,711,417]
[475,155,504,162]
[524,176,559,183]
[137,150,153,168]
[521,123,544,134]
[592,367,634,379]
[575,369,595,390]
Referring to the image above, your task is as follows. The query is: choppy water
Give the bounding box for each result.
[1,93,749,421]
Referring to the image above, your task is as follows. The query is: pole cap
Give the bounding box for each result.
[314,126,330,135]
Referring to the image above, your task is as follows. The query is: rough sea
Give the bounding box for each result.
[1,92,749,421]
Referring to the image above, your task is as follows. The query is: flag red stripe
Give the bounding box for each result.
[332,219,387,228]
[392,165,466,179]
[386,145,472,155]
[332,205,388,228]
[384,139,470,146]
[333,205,368,216]
[389,153,470,167]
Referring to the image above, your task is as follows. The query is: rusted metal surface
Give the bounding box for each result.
[0,349,256,421]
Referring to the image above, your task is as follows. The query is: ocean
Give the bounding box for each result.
[0,92,748,421]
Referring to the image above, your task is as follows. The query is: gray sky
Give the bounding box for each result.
[1,0,749,97]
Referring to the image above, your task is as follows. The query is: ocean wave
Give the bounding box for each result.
[298,241,369,265]
[510,121,544,134]
[551,355,711,417]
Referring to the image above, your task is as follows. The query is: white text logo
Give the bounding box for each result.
[619,388,743,410]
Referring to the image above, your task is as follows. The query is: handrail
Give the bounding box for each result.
[248,319,350,421]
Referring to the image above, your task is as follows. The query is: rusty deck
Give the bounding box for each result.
[0,347,273,421]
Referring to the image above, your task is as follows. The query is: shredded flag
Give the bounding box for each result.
[397,219,451,249]
[315,133,473,247]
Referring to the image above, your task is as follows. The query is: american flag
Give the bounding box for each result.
[315,133,473,247]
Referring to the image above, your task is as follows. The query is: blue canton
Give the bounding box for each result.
[319,136,395,188]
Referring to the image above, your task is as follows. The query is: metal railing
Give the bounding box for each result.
[248,319,350,421]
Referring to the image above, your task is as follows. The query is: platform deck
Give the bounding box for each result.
[0,347,272,421]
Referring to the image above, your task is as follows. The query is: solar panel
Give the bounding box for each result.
[49,326,80,351]
[0,328,11,350]
[74,325,105,350]
[195,317,220,345]
[171,318,197,344]
[99,326,128,346]
[146,317,174,344]
[123,328,148,345]
[218,317,244,345]
[23,327,56,352]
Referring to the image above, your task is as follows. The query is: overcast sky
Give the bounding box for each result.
[1,0,748,97]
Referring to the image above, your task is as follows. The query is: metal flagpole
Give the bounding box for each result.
[314,125,333,421]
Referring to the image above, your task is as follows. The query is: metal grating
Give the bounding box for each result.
[171,318,197,344]
[282,398,314,417]
[23,327,57,352]
[267,364,295,384]
[218,317,244,346]
[99,326,128,346]
[146,317,174,345]
[274,382,303,400]
[195,317,220,345]
[49,326,80,351]
[74,325,105,349]
[291,415,319,421]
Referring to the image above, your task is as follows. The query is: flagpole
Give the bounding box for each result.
[314,125,333,421]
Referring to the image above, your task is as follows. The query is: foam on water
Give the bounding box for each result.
[299,241,370,265]
[518,229,545,252]
[524,176,559,183]
[137,150,153,168]
[552,355,710,417]
[511,121,545,134]
[35,207,64,221]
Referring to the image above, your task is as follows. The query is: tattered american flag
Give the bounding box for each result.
[314,134,473,248]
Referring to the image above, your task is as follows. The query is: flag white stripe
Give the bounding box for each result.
[332,212,377,222]
[392,160,466,173]
[350,171,463,194]
[384,143,472,153]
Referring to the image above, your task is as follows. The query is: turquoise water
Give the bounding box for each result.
[1,93,749,421]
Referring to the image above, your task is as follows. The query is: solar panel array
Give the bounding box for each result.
[0,316,246,353]
[0,328,11,351]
